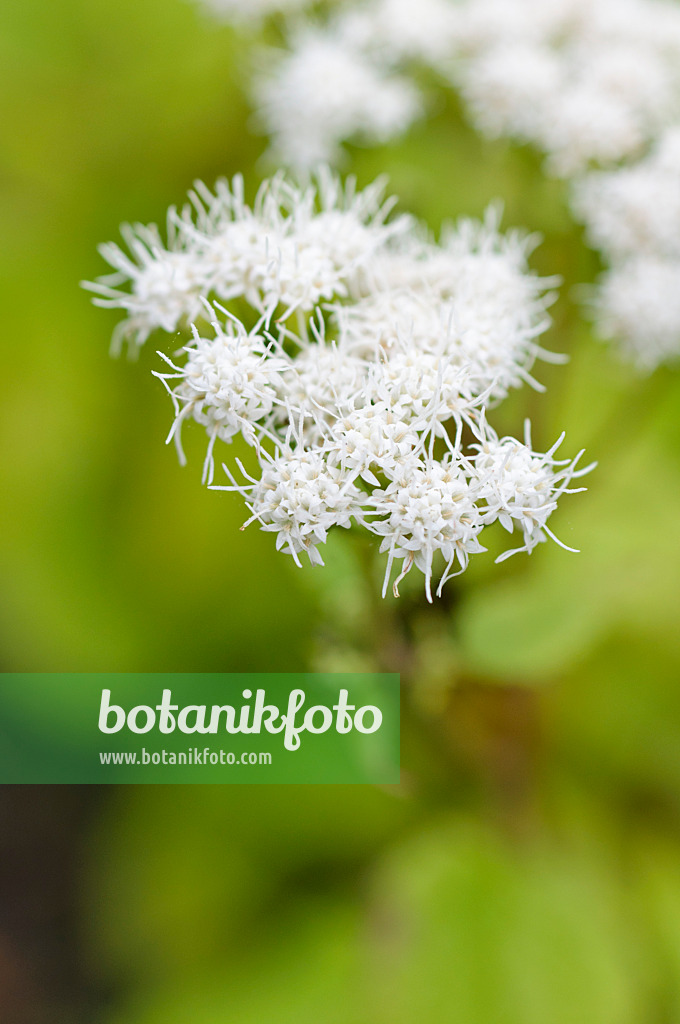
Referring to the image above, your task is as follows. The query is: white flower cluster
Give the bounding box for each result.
[448,0,680,176]
[227,0,680,175]
[212,0,680,368]
[87,170,590,600]
[573,129,680,368]
[83,170,408,353]
[333,0,460,67]
[243,0,462,167]
[252,23,423,168]
[447,0,680,368]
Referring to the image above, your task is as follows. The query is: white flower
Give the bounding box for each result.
[333,288,440,358]
[654,125,680,172]
[368,343,485,439]
[84,169,410,349]
[473,427,593,559]
[371,455,486,602]
[571,128,680,368]
[90,170,589,599]
[436,212,561,396]
[234,449,365,566]
[450,0,572,51]
[339,0,460,66]
[82,221,207,354]
[448,0,680,174]
[323,402,421,484]
[276,340,370,443]
[440,0,680,366]
[457,42,562,143]
[573,129,680,261]
[184,169,410,313]
[337,206,560,400]
[154,310,289,483]
[541,84,645,176]
[594,255,680,369]
[253,27,422,169]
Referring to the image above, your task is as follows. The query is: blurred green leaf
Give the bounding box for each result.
[369,819,640,1024]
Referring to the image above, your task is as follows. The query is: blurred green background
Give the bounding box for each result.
[2,0,680,1021]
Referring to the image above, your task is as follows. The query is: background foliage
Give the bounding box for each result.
[2,0,680,1020]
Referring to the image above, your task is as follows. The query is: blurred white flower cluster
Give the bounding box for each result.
[448,0,680,370]
[202,0,680,368]
[253,24,423,168]
[86,170,590,600]
[573,129,680,369]
[245,0,459,166]
[449,0,680,175]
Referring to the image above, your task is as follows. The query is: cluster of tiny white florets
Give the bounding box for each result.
[252,24,423,168]
[448,0,680,176]
[572,128,680,368]
[209,0,680,178]
[83,170,407,353]
[446,0,680,369]
[86,170,591,600]
[200,0,680,368]
[244,0,462,167]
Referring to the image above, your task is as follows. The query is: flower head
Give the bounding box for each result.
[83,221,206,354]
[89,169,589,600]
[237,449,365,567]
[371,456,486,601]
[594,256,680,370]
[253,27,422,169]
[449,0,680,175]
[83,169,410,352]
[573,129,680,262]
[154,309,289,482]
[473,426,593,559]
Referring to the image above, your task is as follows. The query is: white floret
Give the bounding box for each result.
[339,0,460,66]
[449,0,680,174]
[473,428,592,558]
[83,222,208,353]
[457,42,562,143]
[241,450,365,566]
[323,402,421,484]
[84,169,411,346]
[573,130,680,261]
[371,456,487,601]
[276,341,370,443]
[154,313,289,482]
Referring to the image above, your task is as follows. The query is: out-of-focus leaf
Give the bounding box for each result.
[107,903,368,1024]
[368,819,640,1024]
[548,635,680,803]
[82,788,267,983]
[632,834,680,1017]
[82,784,411,986]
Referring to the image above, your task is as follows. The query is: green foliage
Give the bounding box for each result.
[370,820,639,1024]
